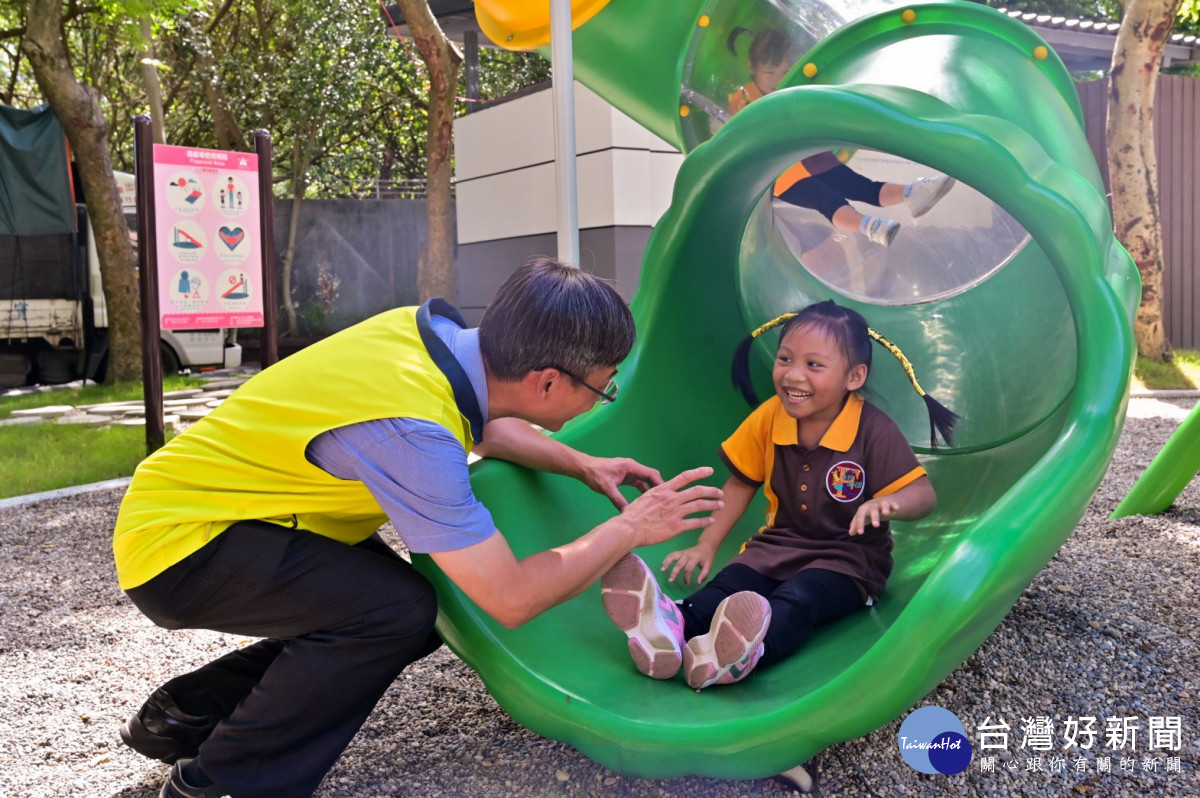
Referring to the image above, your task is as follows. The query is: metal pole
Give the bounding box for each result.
[133,116,164,454]
[254,131,280,368]
[549,0,579,266]
[464,30,481,113]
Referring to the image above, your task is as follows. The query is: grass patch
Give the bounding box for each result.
[0,375,206,418]
[0,423,175,499]
[0,376,201,498]
[1134,349,1200,391]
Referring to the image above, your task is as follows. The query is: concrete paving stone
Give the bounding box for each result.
[204,389,237,399]
[0,416,43,427]
[11,405,74,417]
[78,402,142,412]
[117,414,179,426]
[56,414,109,425]
[162,389,204,399]
[178,409,211,420]
[163,398,202,408]
[200,379,248,391]
[85,405,139,416]
[205,399,225,408]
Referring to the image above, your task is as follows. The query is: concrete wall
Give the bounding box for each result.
[266,83,683,333]
[272,198,425,334]
[453,82,682,323]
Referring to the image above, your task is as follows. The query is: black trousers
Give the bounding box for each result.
[126,521,443,797]
[679,564,864,669]
[777,163,887,223]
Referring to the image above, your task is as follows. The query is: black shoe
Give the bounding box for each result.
[159,759,228,798]
[121,688,220,763]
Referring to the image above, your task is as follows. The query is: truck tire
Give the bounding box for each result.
[161,343,181,376]
[36,349,81,385]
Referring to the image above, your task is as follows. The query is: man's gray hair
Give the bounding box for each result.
[479,257,636,380]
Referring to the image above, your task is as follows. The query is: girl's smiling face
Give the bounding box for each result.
[773,323,868,427]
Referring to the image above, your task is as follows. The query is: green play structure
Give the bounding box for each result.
[1113,400,1200,518]
[411,0,1141,780]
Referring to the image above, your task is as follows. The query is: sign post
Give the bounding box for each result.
[133,123,273,454]
[134,117,164,454]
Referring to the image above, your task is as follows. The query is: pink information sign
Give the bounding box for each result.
[153,144,264,329]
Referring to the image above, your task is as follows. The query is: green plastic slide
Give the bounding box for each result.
[1113,399,1200,518]
[412,0,1140,779]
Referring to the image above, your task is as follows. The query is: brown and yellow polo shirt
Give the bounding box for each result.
[718,392,926,599]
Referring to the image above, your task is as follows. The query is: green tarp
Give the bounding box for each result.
[0,103,76,236]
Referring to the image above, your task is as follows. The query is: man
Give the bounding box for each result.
[114,257,723,798]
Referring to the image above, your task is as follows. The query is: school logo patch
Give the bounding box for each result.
[827,461,865,502]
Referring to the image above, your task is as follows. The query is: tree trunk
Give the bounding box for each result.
[1106,0,1182,361]
[22,0,142,383]
[138,17,166,144]
[280,139,309,337]
[395,0,462,303]
[194,37,248,152]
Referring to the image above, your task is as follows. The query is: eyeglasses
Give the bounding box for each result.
[553,367,619,404]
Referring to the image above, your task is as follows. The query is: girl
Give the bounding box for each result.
[726,27,956,246]
[601,301,957,688]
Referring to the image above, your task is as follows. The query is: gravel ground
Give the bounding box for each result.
[0,396,1197,798]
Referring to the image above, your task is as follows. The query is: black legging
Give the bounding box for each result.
[679,563,864,670]
[126,521,443,798]
[777,162,887,223]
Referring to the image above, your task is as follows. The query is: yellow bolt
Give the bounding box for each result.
[1033,45,1049,60]
[680,105,690,117]
[803,62,818,78]
[698,14,710,27]
[902,9,917,23]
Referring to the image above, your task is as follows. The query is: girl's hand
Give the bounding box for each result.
[662,542,717,586]
[849,497,902,536]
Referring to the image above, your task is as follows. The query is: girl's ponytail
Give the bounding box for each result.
[866,329,959,448]
[726,26,755,55]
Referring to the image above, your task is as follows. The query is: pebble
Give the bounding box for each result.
[0,397,1196,797]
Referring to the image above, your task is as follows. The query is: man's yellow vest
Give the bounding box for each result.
[113,305,477,590]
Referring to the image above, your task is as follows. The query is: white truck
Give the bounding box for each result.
[1,104,241,387]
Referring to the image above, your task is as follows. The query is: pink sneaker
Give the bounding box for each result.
[601,554,685,679]
[682,591,771,689]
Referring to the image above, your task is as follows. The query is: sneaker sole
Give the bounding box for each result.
[910,177,957,218]
[601,555,683,679]
[684,592,771,689]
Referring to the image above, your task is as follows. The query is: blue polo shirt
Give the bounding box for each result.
[305,314,496,553]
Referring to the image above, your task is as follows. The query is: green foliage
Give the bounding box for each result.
[972,0,1123,21]
[1,0,550,191]
[975,0,1200,36]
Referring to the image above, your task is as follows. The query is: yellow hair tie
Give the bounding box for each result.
[750,312,797,339]
[868,328,926,398]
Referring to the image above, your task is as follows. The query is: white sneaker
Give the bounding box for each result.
[904,175,956,218]
[682,591,771,689]
[861,216,900,246]
[601,554,685,679]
